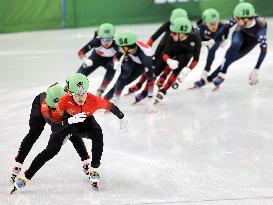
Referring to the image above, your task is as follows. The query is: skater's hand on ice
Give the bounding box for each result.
[120,117,128,129]
[249,69,258,85]
[68,112,87,124]
[167,59,179,70]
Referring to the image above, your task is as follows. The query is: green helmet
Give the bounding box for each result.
[98,23,115,38]
[170,8,188,22]
[202,8,220,24]
[115,32,137,46]
[233,2,255,18]
[170,17,192,33]
[46,83,65,108]
[66,73,89,95]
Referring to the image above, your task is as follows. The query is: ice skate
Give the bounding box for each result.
[10,176,29,194]
[82,160,91,175]
[89,168,100,191]
[188,79,206,90]
[154,90,166,104]
[10,162,22,183]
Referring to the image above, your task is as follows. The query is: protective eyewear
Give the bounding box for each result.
[72,92,87,98]
[100,37,113,42]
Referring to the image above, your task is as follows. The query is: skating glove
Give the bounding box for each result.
[68,112,87,124]
[167,59,179,70]
[113,61,122,70]
[249,69,258,85]
[202,39,215,49]
[177,67,191,82]
[78,50,85,59]
[120,117,128,129]
[83,58,93,67]
[147,38,154,46]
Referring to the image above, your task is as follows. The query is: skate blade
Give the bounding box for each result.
[154,99,160,104]
[132,101,139,105]
[132,99,143,105]
[91,182,99,191]
[124,92,133,96]
[187,86,198,90]
[10,186,17,194]
[212,86,220,92]
[10,176,15,184]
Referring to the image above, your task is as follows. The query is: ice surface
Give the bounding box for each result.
[0,19,273,205]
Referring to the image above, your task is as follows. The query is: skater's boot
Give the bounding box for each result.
[10,162,22,183]
[14,176,29,189]
[82,159,91,175]
[133,91,148,104]
[155,89,166,103]
[10,175,29,194]
[194,79,206,88]
[89,168,100,183]
[212,72,225,89]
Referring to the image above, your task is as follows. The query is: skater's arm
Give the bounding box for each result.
[41,101,70,132]
[161,36,175,62]
[91,95,124,119]
[93,30,98,39]
[78,38,101,58]
[255,27,267,69]
[47,116,71,132]
[190,34,202,69]
[148,21,170,46]
[213,18,235,42]
[138,49,153,82]
[109,103,124,119]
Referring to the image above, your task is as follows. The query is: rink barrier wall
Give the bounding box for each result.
[0,0,61,33]
[0,0,273,33]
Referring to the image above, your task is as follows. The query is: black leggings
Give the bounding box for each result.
[25,116,103,180]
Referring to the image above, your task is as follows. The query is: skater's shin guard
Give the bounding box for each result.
[163,66,171,76]
[163,73,177,91]
[129,73,147,93]
[147,79,155,97]
[100,80,110,91]
[138,73,147,84]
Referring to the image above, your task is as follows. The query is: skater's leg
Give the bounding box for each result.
[24,132,67,180]
[69,135,90,161]
[96,59,116,96]
[204,42,220,72]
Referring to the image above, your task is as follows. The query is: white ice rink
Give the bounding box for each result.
[0,19,273,205]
